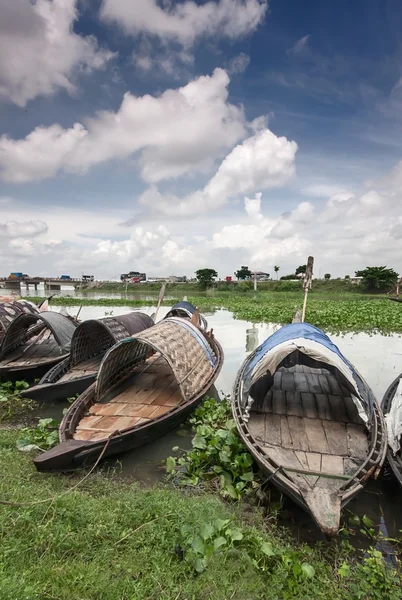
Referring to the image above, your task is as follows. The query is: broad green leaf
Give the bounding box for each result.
[260,542,275,556]
[362,515,374,528]
[171,446,179,452]
[225,419,236,430]
[166,456,176,473]
[224,484,239,500]
[213,536,227,551]
[200,523,215,540]
[195,557,207,573]
[227,528,243,541]
[349,514,360,526]
[301,563,315,579]
[214,518,230,532]
[191,535,204,554]
[240,471,254,482]
[192,435,207,449]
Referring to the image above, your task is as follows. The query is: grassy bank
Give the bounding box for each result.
[1,427,401,600]
[25,293,402,333]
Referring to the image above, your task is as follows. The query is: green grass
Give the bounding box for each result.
[1,429,401,600]
[25,293,402,333]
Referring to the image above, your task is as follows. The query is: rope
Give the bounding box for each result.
[0,432,115,508]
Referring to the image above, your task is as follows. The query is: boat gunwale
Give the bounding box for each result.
[231,344,387,528]
[381,373,402,486]
[58,333,224,447]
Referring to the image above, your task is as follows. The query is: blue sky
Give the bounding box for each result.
[1,0,402,279]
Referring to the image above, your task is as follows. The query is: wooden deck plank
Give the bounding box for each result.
[272,389,286,415]
[329,395,349,423]
[301,392,318,419]
[321,454,344,475]
[281,371,295,392]
[280,415,293,449]
[305,452,321,472]
[346,424,368,461]
[248,414,266,444]
[304,419,329,454]
[317,373,332,395]
[315,394,333,421]
[322,421,348,456]
[287,416,309,451]
[308,374,322,395]
[264,413,282,446]
[293,371,310,393]
[285,391,303,417]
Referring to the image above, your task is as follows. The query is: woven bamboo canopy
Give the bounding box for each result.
[96,317,220,402]
[70,312,153,366]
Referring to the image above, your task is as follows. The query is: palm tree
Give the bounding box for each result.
[274,265,280,279]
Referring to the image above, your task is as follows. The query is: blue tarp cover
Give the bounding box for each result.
[243,322,373,415]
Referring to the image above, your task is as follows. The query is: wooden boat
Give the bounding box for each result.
[34,316,223,472]
[232,322,386,537]
[0,311,78,381]
[20,312,154,403]
[0,297,49,344]
[388,297,402,303]
[164,301,208,329]
[382,374,402,486]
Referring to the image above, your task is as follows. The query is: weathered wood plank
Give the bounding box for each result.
[315,393,333,421]
[264,413,282,446]
[328,375,342,396]
[347,424,369,461]
[294,371,310,392]
[248,414,266,443]
[317,373,332,395]
[308,373,322,395]
[322,420,348,456]
[272,389,286,415]
[301,392,318,419]
[305,452,321,472]
[285,391,303,417]
[287,416,309,451]
[304,418,329,454]
[281,371,295,392]
[280,415,293,449]
[329,395,349,423]
[321,454,344,475]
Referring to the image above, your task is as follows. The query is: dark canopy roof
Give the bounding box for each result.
[0,311,77,357]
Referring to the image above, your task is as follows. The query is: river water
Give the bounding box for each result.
[36,301,402,545]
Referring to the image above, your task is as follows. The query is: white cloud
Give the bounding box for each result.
[289,34,310,55]
[228,53,251,75]
[140,127,298,215]
[244,193,263,219]
[0,0,114,107]
[0,220,48,239]
[0,69,245,184]
[100,0,267,46]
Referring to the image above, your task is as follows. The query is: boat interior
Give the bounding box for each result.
[247,351,369,501]
[73,354,183,442]
[0,326,61,367]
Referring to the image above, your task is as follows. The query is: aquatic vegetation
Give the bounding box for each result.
[0,380,33,423]
[18,417,59,451]
[167,397,260,499]
[24,293,402,333]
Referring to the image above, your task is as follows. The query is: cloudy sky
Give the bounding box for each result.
[1,0,402,280]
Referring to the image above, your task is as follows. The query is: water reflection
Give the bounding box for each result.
[246,326,259,352]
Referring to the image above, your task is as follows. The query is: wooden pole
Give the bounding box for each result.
[153,282,167,323]
[254,272,257,292]
[301,256,314,322]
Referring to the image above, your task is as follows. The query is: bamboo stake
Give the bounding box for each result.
[301,256,314,322]
[153,281,167,322]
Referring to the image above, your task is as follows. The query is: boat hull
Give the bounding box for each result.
[20,373,96,403]
[381,374,402,486]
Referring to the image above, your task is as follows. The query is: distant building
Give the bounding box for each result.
[120,271,146,282]
[250,271,270,281]
[167,275,187,283]
[349,276,363,285]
